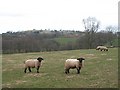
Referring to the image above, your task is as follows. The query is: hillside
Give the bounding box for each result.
[2,30,85,53]
[2,29,118,54]
[105,38,119,47]
[54,37,77,45]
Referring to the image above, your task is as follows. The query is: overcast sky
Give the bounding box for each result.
[0,0,119,33]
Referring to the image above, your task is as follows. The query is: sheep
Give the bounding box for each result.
[24,57,44,73]
[96,46,108,51]
[64,58,85,74]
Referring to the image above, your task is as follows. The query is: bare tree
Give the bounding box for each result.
[82,17,100,49]
[83,17,100,32]
[106,25,118,33]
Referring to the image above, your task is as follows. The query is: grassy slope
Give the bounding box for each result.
[54,37,77,45]
[106,38,119,47]
[2,48,118,88]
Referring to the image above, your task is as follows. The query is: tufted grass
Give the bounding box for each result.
[2,48,118,88]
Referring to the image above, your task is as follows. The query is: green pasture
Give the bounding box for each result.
[54,37,77,45]
[2,48,118,88]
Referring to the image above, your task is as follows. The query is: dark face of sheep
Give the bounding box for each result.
[37,57,44,62]
[77,58,85,63]
[96,48,100,50]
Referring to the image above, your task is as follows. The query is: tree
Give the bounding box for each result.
[105,25,117,46]
[82,17,100,49]
[106,25,118,33]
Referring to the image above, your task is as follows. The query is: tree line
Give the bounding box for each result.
[2,17,119,54]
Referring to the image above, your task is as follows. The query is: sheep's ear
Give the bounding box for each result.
[77,58,81,60]
[77,58,85,60]
[81,58,85,60]
[40,57,43,60]
[77,58,85,63]
[37,57,44,60]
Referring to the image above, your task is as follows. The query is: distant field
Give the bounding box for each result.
[54,37,77,45]
[112,39,119,46]
[2,48,118,88]
[106,38,119,47]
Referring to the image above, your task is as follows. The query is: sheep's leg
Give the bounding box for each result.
[37,66,40,73]
[65,69,69,74]
[28,67,31,72]
[67,69,70,73]
[24,68,27,73]
[77,67,81,74]
[77,68,80,74]
[65,69,67,74]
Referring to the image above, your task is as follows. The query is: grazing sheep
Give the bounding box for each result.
[96,46,108,51]
[64,58,85,74]
[24,57,44,73]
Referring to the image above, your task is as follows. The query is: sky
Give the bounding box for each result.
[0,0,119,33]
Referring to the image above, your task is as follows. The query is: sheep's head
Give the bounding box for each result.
[96,47,100,50]
[77,58,85,63]
[37,57,44,62]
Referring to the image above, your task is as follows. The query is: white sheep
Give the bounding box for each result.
[64,58,85,74]
[24,57,44,73]
[96,46,108,51]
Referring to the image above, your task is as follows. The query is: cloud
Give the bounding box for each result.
[0,12,23,17]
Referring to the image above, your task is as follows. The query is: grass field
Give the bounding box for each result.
[54,37,77,45]
[2,48,118,88]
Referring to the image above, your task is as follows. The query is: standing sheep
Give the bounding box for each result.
[96,46,108,51]
[64,58,85,74]
[24,57,44,73]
